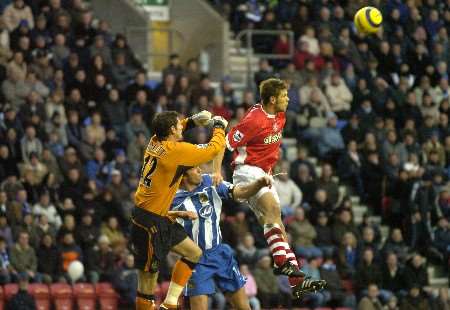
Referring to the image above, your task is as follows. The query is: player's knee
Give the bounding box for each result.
[138,270,158,294]
[186,246,202,263]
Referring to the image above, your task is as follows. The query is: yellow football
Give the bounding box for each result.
[354,6,383,34]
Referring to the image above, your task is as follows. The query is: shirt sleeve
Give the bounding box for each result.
[170,128,225,166]
[215,181,234,200]
[226,114,261,151]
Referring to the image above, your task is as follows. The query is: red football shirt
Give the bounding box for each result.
[226,104,285,173]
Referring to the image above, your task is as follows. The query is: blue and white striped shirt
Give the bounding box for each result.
[171,174,233,251]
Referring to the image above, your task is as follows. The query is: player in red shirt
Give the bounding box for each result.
[215,78,326,299]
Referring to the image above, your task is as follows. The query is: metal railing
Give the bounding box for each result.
[235,29,295,88]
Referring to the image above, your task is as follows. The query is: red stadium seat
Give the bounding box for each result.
[3,284,18,301]
[0,285,4,310]
[29,284,50,310]
[50,283,73,310]
[73,283,96,310]
[95,282,119,310]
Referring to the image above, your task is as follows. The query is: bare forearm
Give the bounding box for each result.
[212,148,225,175]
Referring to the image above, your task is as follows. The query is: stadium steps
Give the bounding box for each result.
[227,36,261,89]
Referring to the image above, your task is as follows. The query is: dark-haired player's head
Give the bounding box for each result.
[152,111,183,141]
[181,166,202,188]
[259,78,289,113]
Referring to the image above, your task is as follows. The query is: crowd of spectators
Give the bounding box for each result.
[0,0,450,309]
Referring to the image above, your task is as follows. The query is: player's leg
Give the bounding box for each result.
[130,219,158,310]
[189,295,209,310]
[136,270,158,310]
[160,236,202,308]
[256,191,302,276]
[226,287,251,310]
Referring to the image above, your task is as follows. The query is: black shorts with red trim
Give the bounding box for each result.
[130,207,187,272]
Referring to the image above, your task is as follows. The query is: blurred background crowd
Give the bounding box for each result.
[0,0,449,309]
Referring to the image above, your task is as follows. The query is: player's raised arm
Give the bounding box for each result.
[180,110,212,132]
[171,117,228,166]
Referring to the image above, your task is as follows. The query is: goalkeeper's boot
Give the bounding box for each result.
[292,277,327,299]
[273,261,305,277]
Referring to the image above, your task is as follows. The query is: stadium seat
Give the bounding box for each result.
[50,283,73,310]
[95,282,119,310]
[3,284,18,301]
[29,284,50,310]
[0,285,4,310]
[73,283,96,310]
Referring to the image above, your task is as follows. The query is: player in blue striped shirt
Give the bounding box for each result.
[171,166,271,310]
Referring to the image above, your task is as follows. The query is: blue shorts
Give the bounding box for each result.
[185,244,246,297]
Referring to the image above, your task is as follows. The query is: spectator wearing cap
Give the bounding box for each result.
[36,233,60,283]
[86,234,115,283]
